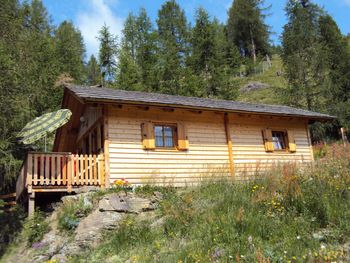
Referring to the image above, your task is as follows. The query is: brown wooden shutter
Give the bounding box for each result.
[177,122,189,150]
[141,122,155,149]
[262,128,274,152]
[287,130,297,153]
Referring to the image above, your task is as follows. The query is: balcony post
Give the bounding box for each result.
[28,192,35,216]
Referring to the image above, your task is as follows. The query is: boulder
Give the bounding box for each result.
[240,82,269,92]
[99,193,156,214]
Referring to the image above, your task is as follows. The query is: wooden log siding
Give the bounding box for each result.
[229,116,312,179]
[107,106,313,185]
[21,153,105,194]
[108,107,231,186]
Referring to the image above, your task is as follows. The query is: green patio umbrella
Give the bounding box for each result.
[18,109,72,149]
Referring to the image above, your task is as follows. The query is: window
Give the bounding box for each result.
[154,125,176,148]
[272,131,287,150]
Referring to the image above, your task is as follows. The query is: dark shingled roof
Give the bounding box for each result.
[66,85,335,121]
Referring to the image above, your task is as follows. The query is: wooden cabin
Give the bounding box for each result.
[16,85,334,213]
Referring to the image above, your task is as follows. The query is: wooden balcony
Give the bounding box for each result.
[16,152,105,203]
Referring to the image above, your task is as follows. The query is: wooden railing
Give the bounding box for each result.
[0,193,17,211]
[16,152,105,199]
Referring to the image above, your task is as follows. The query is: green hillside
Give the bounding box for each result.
[236,55,287,105]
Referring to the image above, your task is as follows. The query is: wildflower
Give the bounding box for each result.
[296,235,301,240]
[248,235,253,244]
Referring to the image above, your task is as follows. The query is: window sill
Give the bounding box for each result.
[143,148,188,152]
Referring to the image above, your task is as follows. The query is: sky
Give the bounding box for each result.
[42,0,350,58]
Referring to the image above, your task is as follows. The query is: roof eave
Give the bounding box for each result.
[81,96,336,121]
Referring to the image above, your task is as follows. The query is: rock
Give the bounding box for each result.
[99,193,156,214]
[74,210,123,249]
[98,198,115,211]
[74,186,100,194]
[31,255,50,262]
[240,82,269,92]
[153,191,164,200]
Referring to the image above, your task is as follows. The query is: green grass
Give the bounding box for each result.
[237,55,287,105]
[70,144,350,263]
[22,210,50,247]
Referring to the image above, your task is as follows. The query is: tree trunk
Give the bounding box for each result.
[249,26,257,64]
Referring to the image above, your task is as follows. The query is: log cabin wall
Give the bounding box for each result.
[106,104,313,186]
[108,105,230,186]
[228,115,312,180]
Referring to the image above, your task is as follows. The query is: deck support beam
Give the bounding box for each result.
[28,192,35,216]
[224,114,234,176]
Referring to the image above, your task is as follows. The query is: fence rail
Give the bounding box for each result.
[0,193,16,211]
[16,152,105,199]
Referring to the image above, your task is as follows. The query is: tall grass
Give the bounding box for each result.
[72,145,349,262]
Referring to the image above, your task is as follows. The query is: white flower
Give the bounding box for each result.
[284,250,287,254]
[248,235,253,244]
[297,235,301,240]
[320,244,326,250]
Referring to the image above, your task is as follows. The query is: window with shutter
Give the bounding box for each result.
[141,122,189,151]
[262,129,296,153]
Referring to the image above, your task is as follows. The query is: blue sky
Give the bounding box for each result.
[42,0,350,58]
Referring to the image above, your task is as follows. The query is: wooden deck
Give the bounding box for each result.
[16,152,105,214]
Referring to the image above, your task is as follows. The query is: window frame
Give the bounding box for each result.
[153,123,178,149]
[271,130,289,152]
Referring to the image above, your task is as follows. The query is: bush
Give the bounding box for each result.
[57,196,93,232]
[22,210,50,246]
[0,206,25,256]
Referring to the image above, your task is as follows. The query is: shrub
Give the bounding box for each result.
[57,196,93,232]
[22,210,50,246]
[0,205,25,256]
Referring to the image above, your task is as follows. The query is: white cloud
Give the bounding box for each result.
[77,0,123,58]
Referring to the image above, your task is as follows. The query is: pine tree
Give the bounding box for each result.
[97,24,118,87]
[19,0,60,113]
[227,0,270,63]
[122,13,138,61]
[135,8,157,91]
[156,0,189,95]
[86,55,101,86]
[54,21,86,83]
[0,0,60,191]
[281,0,327,111]
[117,48,143,90]
[116,13,142,90]
[319,15,350,127]
[189,8,239,99]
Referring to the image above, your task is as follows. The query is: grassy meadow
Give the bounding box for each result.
[69,143,350,263]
